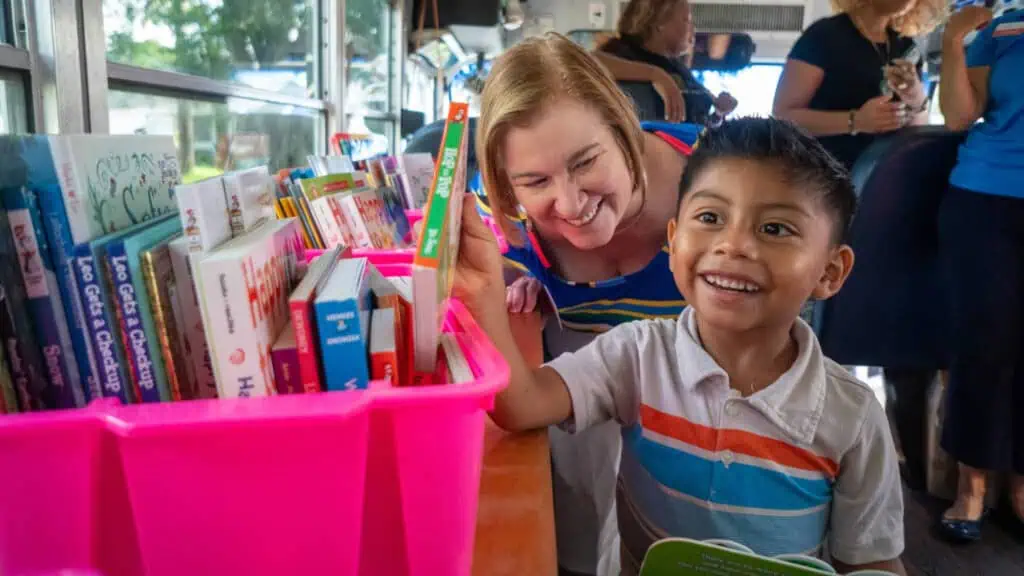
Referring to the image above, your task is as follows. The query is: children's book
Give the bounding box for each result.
[167,236,217,399]
[411,102,470,371]
[0,208,50,410]
[369,307,396,384]
[270,323,300,395]
[222,166,275,237]
[314,257,375,391]
[440,333,472,384]
[1,187,83,409]
[289,245,343,393]
[174,176,231,253]
[196,218,301,398]
[105,217,183,403]
[399,153,437,209]
[141,238,193,401]
[0,332,17,413]
[638,538,897,576]
[371,274,412,387]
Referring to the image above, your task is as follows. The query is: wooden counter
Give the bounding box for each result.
[472,312,557,576]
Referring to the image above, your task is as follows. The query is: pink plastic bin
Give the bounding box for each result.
[0,253,510,576]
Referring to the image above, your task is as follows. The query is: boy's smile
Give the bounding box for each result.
[669,158,853,335]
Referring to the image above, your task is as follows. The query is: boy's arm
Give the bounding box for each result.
[474,304,573,432]
[828,394,905,572]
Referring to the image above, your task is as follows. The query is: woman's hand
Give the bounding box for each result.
[714,91,739,116]
[453,195,508,323]
[854,94,908,134]
[506,276,543,314]
[885,60,926,112]
[944,5,993,45]
[650,68,686,122]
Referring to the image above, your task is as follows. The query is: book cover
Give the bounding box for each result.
[369,307,396,384]
[270,323,300,394]
[289,245,342,394]
[105,217,183,402]
[167,236,217,399]
[222,166,276,237]
[411,102,470,371]
[84,214,177,405]
[399,153,436,209]
[372,274,412,387]
[314,257,374,391]
[141,238,194,401]
[195,218,301,398]
[298,173,365,248]
[377,186,411,245]
[174,176,231,253]
[637,538,868,576]
[287,169,324,249]
[1,187,84,408]
[0,208,50,410]
[440,333,472,385]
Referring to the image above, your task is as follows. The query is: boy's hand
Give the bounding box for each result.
[506,276,543,314]
[944,5,993,45]
[454,194,507,322]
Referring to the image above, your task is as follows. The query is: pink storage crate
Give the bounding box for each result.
[0,254,510,576]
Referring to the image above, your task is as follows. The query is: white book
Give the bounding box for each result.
[195,218,302,398]
[174,176,232,253]
[222,166,276,237]
[168,236,218,399]
[441,334,472,384]
[399,153,436,209]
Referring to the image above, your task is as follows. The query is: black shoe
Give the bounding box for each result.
[937,510,988,543]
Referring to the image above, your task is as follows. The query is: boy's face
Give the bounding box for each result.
[668,158,854,334]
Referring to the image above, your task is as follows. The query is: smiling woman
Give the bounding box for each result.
[473,32,702,576]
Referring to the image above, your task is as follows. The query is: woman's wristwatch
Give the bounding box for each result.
[848,110,859,136]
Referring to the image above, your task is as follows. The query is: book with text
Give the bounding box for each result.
[411,102,470,371]
[167,236,217,399]
[271,323,300,395]
[288,245,343,393]
[314,257,374,391]
[175,176,231,253]
[141,239,194,401]
[196,218,301,398]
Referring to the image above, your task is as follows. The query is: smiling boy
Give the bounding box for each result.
[455,117,905,575]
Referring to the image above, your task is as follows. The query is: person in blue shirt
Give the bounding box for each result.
[472,33,701,576]
[936,4,1024,543]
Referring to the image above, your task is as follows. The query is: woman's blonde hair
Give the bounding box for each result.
[618,0,686,40]
[832,0,946,35]
[477,33,646,246]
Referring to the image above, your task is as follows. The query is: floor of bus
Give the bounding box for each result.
[903,487,1024,575]
[857,370,1024,575]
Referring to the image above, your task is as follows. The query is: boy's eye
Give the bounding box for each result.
[696,211,721,225]
[761,222,794,237]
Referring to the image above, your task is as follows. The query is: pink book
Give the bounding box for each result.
[288,246,342,393]
[271,323,300,394]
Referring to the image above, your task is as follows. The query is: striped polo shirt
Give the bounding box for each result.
[472,121,703,332]
[546,307,905,574]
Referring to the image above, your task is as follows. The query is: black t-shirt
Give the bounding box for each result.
[600,35,715,125]
[788,14,922,169]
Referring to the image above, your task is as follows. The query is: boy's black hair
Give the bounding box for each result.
[678,117,857,243]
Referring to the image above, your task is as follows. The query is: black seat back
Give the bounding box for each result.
[617,82,666,122]
[816,127,965,369]
[403,117,478,176]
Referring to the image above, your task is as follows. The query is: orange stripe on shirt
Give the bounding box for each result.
[639,404,839,478]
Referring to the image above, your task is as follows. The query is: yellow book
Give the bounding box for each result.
[141,238,195,401]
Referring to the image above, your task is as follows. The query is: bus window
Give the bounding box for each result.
[694,63,784,118]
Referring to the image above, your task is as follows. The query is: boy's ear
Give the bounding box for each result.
[666,218,678,271]
[812,244,855,300]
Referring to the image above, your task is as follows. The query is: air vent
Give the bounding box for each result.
[691,4,805,32]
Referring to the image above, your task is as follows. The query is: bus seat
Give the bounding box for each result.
[617,81,665,122]
[815,127,966,370]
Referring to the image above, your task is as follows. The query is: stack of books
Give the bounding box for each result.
[0,101,475,413]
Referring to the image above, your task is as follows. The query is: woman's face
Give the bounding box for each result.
[501,98,636,251]
[658,1,695,57]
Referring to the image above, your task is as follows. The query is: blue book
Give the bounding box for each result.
[104,217,182,403]
[0,187,83,408]
[0,208,51,410]
[314,257,375,391]
[74,213,178,404]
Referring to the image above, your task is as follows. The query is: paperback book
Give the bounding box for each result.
[314,257,375,391]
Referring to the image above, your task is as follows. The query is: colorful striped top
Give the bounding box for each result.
[474,121,703,333]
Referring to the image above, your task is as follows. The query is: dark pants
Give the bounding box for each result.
[939,186,1024,473]
[884,368,933,490]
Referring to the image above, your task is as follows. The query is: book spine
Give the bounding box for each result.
[0,209,51,410]
[316,300,370,391]
[36,181,101,403]
[179,252,217,398]
[4,189,84,408]
[290,299,322,393]
[271,342,300,395]
[199,257,267,398]
[142,249,189,401]
[72,245,130,404]
[340,196,373,249]
[0,341,16,413]
[106,242,161,403]
[101,253,140,402]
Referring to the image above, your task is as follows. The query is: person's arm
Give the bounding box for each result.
[940,6,994,131]
[773,59,853,136]
[591,50,686,122]
[828,390,906,575]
